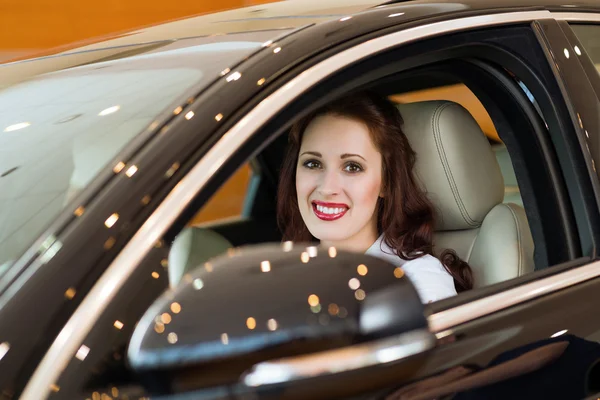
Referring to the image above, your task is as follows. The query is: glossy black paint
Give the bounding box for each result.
[1,0,600,398]
[129,245,423,369]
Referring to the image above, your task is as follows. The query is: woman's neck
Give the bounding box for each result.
[321,229,379,254]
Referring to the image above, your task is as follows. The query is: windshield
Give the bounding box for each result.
[0,30,289,275]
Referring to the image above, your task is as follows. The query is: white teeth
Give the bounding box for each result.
[315,204,346,215]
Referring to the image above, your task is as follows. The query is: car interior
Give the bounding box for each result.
[166,79,535,292]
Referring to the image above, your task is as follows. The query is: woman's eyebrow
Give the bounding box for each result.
[341,153,366,161]
[300,151,322,157]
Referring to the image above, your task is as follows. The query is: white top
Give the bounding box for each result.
[365,235,457,303]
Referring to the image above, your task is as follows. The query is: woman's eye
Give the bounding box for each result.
[302,160,322,169]
[344,162,363,173]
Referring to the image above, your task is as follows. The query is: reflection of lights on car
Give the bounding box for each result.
[328,247,337,258]
[257,78,266,86]
[221,333,229,344]
[193,278,204,290]
[113,320,124,330]
[4,122,30,132]
[267,319,278,331]
[98,105,120,116]
[262,40,273,47]
[388,13,405,17]
[185,111,195,120]
[75,345,90,361]
[261,261,271,272]
[215,113,223,121]
[308,294,320,306]
[113,161,126,173]
[226,71,242,82]
[105,213,119,228]
[551,329,568,338]
[273,47,282,54]
[357,264,368,276]
[167,333,178,344]
[339,16,352,21]
[307,246,318,258]
[574,46,582,56]
[283,241,293,252]
[64,288,76,300]
[564,48,570,59]
[0,342,10,361]
[349,278,360,290]
[125,165,138,177]
[246,317,257,330]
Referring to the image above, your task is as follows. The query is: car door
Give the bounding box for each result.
[16,6,600,400]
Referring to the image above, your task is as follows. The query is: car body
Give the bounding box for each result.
[2,0,600,399]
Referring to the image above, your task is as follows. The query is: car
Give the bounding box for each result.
[2,0,600,398]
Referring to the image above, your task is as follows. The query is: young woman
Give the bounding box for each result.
[276,91,473,303]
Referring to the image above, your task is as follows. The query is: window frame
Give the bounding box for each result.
[22,10,599,399]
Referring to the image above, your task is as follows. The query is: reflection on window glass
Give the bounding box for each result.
[570,24,600,76]
[0,35,270,274]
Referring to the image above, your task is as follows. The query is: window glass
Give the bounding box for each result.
[0,31,286,276]
[571,24,600,76]
[49,161,259,399]
[391,84,523,206]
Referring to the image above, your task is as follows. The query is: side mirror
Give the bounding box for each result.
[127,243,435,398]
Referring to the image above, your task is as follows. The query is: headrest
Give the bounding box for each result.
[397,101,504,231]
[168,227,232,287]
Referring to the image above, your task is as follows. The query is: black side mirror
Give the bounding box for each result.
[127,243,434,399]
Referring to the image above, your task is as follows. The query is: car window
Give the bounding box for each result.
[0,32,284,276]
[570,24,600,75]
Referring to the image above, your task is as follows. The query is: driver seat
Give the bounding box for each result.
[397,100,534,288]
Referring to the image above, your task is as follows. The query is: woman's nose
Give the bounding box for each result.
[317,170,341,196]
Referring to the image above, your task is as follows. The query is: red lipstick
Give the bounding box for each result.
[312,200,349,221]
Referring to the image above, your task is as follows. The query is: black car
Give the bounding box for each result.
[2,0,600,399]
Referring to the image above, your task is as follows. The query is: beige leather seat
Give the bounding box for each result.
[168,227,232,287]
[397,101,534,288]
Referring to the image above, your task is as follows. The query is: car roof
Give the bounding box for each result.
[6,0,600,64]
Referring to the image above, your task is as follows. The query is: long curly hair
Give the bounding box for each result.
[276,91,473,292]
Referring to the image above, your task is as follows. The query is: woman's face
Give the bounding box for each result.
[296,113,383,252]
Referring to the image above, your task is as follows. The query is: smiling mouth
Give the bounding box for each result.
[312,202,349,221]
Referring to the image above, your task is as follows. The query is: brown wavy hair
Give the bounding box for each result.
[276,91,473,292]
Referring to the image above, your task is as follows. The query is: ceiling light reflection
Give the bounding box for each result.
[307,246,318,258]
[247,317,257,330]
[355,289,366,300]
[261,260,271,272]
[221,333,229,344]
[257,78,266,86]
[328,247,337,258]
[185,111,195,120]
[357,264,368,276]
[574,45,582,56]
[267,318,278,331]
[0,342,10,361]
[308,294,320,306]
[113,161,125,173]
[349,278,360,290]
[564,48,570,59]
[226,71,242,82]
[193,278,204,290]
[273,47,282,54]
[394,267,404,278]
[99,105,120,116]
[167,332,178,344]
[339,16,352,21]
[125,165,138,177]
[388,12,405,17]
[171,302,181,314]
[75,345,90,361]
[551,329,568,338]
[151,272,160,279]
[114,320,124,330]
[301,252,310,263]
[4,122,30,132]
[283,241,293,252]
[104,213,119,228]
[215,113,223,121]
